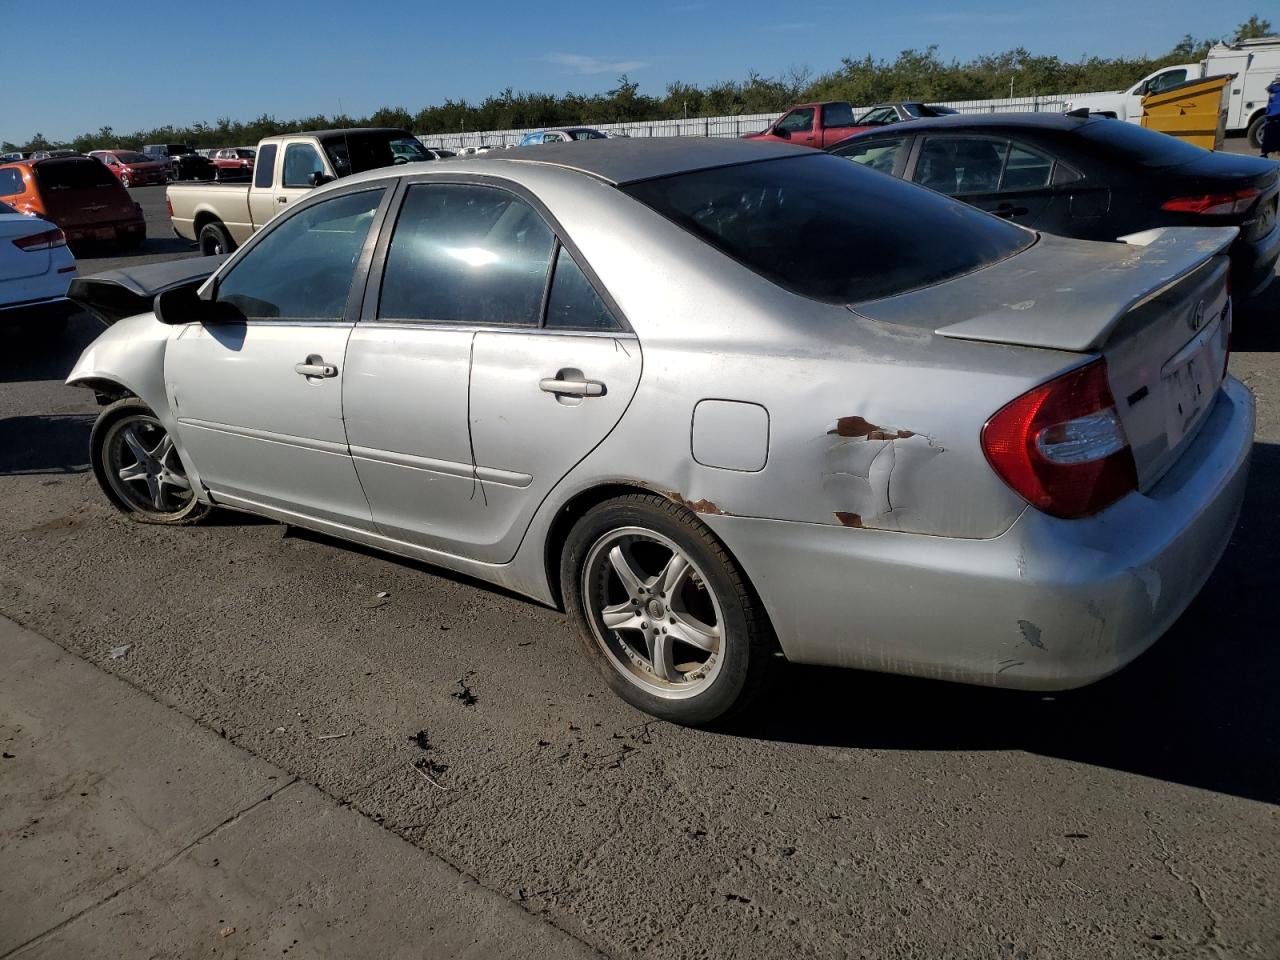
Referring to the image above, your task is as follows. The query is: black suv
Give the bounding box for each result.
[141,144,215,182]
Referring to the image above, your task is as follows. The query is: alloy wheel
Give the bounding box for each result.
[581,526,725,699]
[101,414,193,516]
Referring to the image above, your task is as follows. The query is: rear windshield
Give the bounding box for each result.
[322,132,430,175]
[1076,119,1207,168]
[35,159,117,190]
[622,154,1032,304]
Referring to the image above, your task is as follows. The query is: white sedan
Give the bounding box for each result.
[0,200,77,339]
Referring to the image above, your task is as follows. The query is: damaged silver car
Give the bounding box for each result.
[67,138,1254,724]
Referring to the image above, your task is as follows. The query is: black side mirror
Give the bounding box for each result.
[309,171,336,187]
[154,282,214,325]
[774,127,791,140]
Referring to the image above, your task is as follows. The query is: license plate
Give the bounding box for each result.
[1161,326,1221,447]
[93,228,114,240]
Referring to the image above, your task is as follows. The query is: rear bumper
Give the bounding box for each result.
[64,219,145,244]
[1234,217,1280,297]
[711,377,1255,690]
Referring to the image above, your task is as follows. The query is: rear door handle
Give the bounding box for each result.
[295,356,338,379]
[540,377,605,397]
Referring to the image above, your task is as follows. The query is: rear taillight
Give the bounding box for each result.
[166,194,173,217]
[982,359,1138,519]
[1161,187,1259,216]
[12,227,67,251]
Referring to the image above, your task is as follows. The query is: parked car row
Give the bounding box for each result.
[63,120,1266,725]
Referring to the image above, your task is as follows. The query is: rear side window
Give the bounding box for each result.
[914,137,1006,194]
[378,183,555,325]
[623,153,1032,305]
[1076,119,1206,168]
[34,160,116,189]
[545,246,620,331]
[254,144,277,188]
[0,168,23,196]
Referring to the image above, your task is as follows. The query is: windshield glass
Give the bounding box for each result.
[1076,118,1207,167]
[116,152,150,163]
[623,154,1032,304]
[237,149,256,158]
[323,132,430,175]
[34,159,117,190]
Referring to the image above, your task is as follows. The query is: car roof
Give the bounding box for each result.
[263,127,412,142]
[852,112,1095,134]
[476,136,807,185]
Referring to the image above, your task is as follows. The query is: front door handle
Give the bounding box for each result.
[277,196,289,204]
[295,356,338,379]
[540,376,605,397]
[993,202,1030,218]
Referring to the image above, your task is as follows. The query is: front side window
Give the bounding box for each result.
[545,246,620,331]
[282,143,324,188]
[623,153,1031,305]
[913,137,1007,195]
[215,188,384,321]
[254,143,277,188]
[776,108,815,134]
[835,137,907,175]
[378,183,555,326]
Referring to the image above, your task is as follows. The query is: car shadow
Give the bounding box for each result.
[1235,278,1280,351]
[0,312,102,384]
[731,440,1280,806]
[0,413,94,476]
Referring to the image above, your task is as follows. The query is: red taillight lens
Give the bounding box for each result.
[166,194,173,217]
[1161,187,1259,216]
[982,359,1138,519]
[12,227,67,251]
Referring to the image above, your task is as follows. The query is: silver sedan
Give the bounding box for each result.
[67,138,1254,724]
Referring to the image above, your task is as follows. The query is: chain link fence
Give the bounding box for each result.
[417,95,1073,151]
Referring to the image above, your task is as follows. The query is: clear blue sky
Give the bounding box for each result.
[4,0,1267,143]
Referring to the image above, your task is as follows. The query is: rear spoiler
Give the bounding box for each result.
[67,255,226,326]
[931,227,1238,353]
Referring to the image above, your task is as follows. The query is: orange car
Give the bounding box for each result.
[0,156,145,250]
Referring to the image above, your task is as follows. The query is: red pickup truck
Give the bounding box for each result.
[742,101,871,148]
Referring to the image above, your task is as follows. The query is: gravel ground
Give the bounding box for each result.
[1,161,1277,959]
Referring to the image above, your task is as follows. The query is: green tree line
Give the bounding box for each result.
[4,16,1271,153]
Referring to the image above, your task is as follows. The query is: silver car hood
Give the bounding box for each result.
[854,226,1238,353]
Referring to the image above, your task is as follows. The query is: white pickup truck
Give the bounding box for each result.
[1064,38,1280,147]
[167,127,432,254]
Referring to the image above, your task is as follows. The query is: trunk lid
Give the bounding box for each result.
[856,226,1236,490]
[33,158,135,228]
[0,214,51,280]
[1160,152,1279,242]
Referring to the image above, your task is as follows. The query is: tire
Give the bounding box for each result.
[90,398,211,525]
[560,493,774,726]
[1247,114,1265,151]
[120,174,131,189]
[198,221,233,256]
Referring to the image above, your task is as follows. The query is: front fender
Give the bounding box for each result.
[66,314,210,501]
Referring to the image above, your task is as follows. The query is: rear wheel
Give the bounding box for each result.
[561,494,774,725]
[91,398,210,525]
[1247,113,1266,150]
[198,221,233,256]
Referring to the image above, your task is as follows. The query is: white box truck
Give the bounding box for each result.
[1064,37,1280,147]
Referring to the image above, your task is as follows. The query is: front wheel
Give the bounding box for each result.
[561,494,775,725]
[90,398,211,525]
[120,174,131,188]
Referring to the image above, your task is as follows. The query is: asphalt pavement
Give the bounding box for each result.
[1,161,1278,959]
